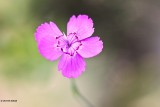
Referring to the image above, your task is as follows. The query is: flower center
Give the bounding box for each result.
[66,41,71,48]
[55,33,82,56]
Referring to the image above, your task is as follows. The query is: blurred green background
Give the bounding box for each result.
[0,0,160,107]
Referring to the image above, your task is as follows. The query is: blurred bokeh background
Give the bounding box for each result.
[0,0,160,107]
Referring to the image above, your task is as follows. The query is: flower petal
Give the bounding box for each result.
[58,54,86,78]
[77,36,103,58]
[67,15,94,40]
[35,22,63,43]
[38,35,62,61]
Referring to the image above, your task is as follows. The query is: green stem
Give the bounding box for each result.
[71,79,95,107]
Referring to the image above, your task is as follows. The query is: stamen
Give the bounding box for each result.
[56,35,63,39]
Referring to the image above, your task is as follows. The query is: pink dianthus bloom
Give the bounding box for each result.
[35,15,103,78]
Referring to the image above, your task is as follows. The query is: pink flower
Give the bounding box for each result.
[35,15,103,78]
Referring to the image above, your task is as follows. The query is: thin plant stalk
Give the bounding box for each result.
[71,79,95,107]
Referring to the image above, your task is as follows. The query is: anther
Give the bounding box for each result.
[61,48,63,52]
